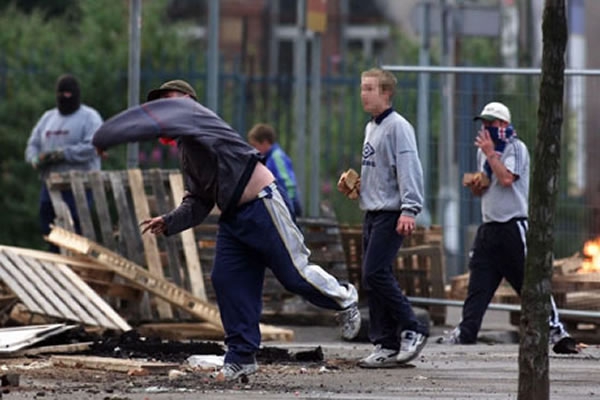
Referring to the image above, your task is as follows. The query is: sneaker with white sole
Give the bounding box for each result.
[358,344,400,369]
[338,302,361,340]
[396,330,427,364]
[436,327,462,345]
[213,362,258,382]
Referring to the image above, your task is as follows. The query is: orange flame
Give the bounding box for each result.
[581,239,600,273]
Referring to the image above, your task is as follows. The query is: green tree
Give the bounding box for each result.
[0,0,198,249]
[518,1,567,399]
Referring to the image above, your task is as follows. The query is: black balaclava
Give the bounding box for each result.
[56,74,81,115]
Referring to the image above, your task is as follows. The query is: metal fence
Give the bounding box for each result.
[194,63,600,279]
[381,65,600,278]
[5,53,600,278]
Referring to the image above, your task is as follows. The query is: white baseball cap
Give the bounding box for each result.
[474,102,511,123]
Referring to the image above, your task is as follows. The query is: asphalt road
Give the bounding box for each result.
[4,309,599,400]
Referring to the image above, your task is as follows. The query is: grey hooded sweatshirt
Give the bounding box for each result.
[93,98,262,235]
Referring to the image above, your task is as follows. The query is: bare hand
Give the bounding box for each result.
[475,129,494,155]
[95,147,109,159]
[140,216,167,235]
[396,215,416,236]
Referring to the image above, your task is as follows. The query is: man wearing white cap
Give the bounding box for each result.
[437,101,578,354]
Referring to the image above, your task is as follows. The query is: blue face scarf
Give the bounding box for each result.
[483,125,516,178]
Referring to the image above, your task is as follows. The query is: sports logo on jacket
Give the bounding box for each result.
[362,142,376,167]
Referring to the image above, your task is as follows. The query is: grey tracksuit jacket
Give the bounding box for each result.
[93,98,262,235]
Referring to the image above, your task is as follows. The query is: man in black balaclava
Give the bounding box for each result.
[25,74,102,252]
[56,74,81,115]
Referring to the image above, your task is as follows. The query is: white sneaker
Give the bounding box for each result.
[436,327,462,345]
[213,362,258,382]
[338,302,361,340]
[397,330,427,364]
[358,345,400,369]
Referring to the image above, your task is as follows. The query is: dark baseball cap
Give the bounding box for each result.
[147,79,197,101]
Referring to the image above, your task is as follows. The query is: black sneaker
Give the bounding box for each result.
[552,336,579,354]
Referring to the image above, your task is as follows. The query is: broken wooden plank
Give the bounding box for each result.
[10,254,80,322]
[169,172,207,301]
[46,186,76,236]
[0,245,106,272]
[88,171,118,251]
[137,322,223,340]
[52,262,131,331]
[50,355,178,373]
[128,169,173,319]
[69,170,96,241]
[0,252,48,315]
[109,171,144,266]
[149,168,183,287]
[15,342,93,357]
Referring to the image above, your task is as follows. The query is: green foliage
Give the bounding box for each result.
[0,0,198,249]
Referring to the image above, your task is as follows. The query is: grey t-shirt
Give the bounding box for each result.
[359,111,424,216]
[478,138,529,223]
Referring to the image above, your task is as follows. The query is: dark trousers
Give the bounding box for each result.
[362,211,428,350]
[211,184,355,364]
[460,218,566,343]
[39,184,92,253]
[459,219,527,343]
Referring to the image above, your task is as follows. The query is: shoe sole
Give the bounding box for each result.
[213,366,258,382]
[397,336,428,364]
[358,361,416,369]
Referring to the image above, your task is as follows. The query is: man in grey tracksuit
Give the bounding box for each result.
[339,68,428,368]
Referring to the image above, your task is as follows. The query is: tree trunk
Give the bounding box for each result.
[518,1,567,400]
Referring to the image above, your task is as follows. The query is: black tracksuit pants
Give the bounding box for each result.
[459,218,565,343]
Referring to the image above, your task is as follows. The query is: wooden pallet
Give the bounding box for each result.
[0,246,130,331]
[46,226,294,342]
[47,169,208,321]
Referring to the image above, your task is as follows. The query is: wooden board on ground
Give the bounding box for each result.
[137,322,224,340]
[50,355,178,373]
[46,226,295,341]
[15,342,93,357]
